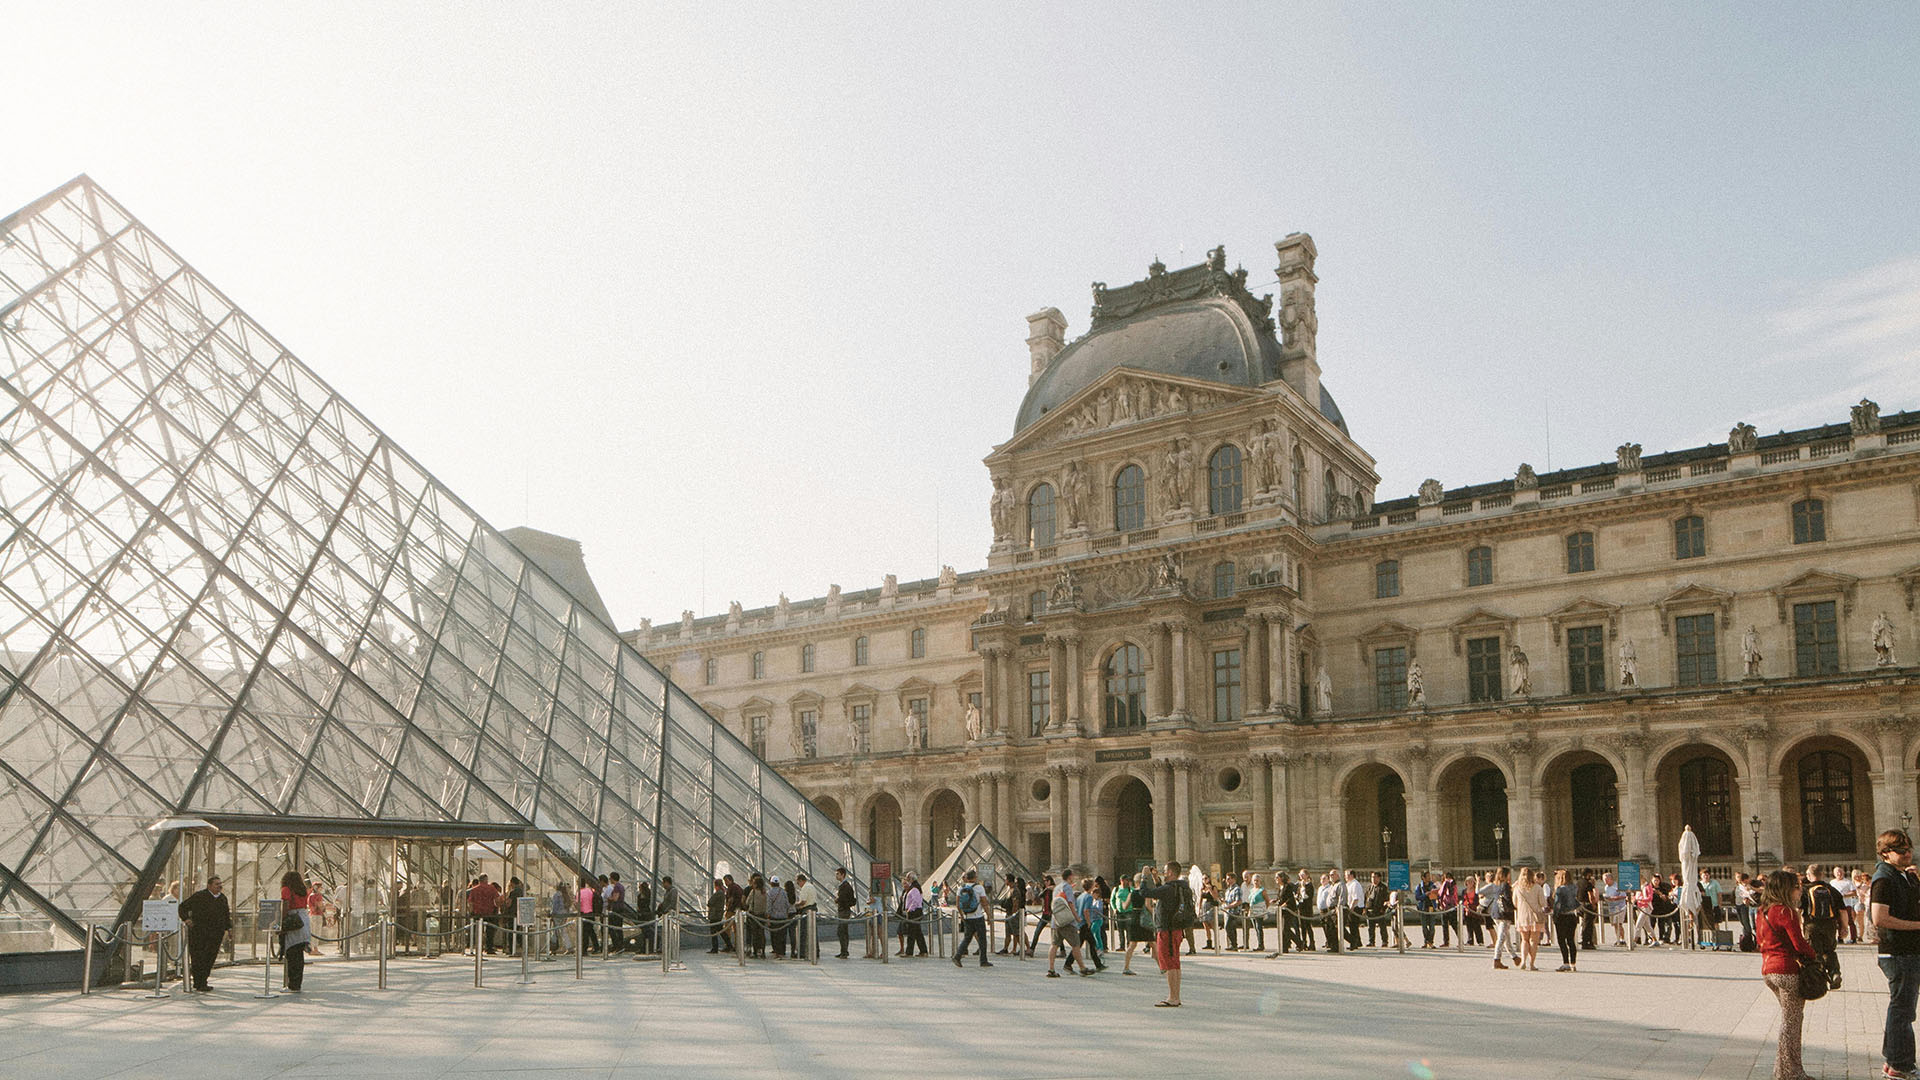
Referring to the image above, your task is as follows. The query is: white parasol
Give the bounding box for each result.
[1678,825,1702,911]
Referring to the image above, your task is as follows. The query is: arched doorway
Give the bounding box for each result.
[1655,743,1741,867]
[813,796,843,827]
[1342,763,1407,867]
[865,793,902,871]
[1541,751,1620,866]
[1781,736,1875,864]
[1112,777,1154,882]
[1435,757,1508,867]
[926,788,966,871]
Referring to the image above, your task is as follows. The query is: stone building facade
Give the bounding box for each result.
[628,237,1920,885]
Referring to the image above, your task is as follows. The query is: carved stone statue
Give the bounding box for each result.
[1406,660,1426,709]
[1742,625,1762,677]
[845,711,863,754]
[904,707,925,750]
[1247,422,1275,492]
[680,609,695,634]
[1331,493,1354,520]
[1616,443,1642,473]
[1515,463,1538,490]
[1619,637,1639,688]
[964,701,982,742]
[1728,422,1758,454]
[1418,478,1444,506]
[1151,552,1185,591]
[1852,398,1882,435]
[1315,666,1333,716]
[1175,439,1196,507]
[1048,567,1079,608]
[1873,611,1899,667]
[727,600,743,619]
[1508,644,1532,697]
[989,476,1013,541]
[1061,461,1090,528]
[1158,440,1185,511]
[881,573,899,600]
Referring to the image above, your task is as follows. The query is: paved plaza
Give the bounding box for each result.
[0,940,1899,1079]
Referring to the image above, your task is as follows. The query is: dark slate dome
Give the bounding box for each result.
[1015,251,1346,435]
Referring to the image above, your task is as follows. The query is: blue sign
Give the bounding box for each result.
[1387,860,1410,891]
[1616,861,1641,891]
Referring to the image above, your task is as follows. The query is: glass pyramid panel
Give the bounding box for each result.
[0,177,872,949]
[924,824,1037,898]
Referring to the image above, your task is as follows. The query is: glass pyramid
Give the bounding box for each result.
[923,824,1035,898]
[0,176,870,951]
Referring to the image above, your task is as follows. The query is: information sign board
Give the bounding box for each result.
[1386,860,1410,891]
[255,898,282,932]
[1616,861,1641,891]
[516,895,538,927]
[142,899,180,933]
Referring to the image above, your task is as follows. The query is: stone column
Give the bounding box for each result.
[1047,765,1068,870]
[1046,635,1069,733]
[1173,758,1195,862]
[981,646,1004,737]
[1619,732,1654,864]
[1245,616,1271,713]
[1066,764,1088,866]
[995,772,1015,846]
[901,783,925,876]
[1267,616,1287,715]
[1170,620,1191,720]
[1406,745,1434,866]
[1152,761,1174,864]
[1506,738,1541,866]
[1064,631,1084,731]
[1742,725,1782,869]
[1151,621,1174,719]
[1249,752,1272,866]
[1280,620,1298,715]
[1874,717,1914,843]
[1270,753,1292,865]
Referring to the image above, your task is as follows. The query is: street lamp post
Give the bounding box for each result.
[1748,816,1762,879]
[1493,823,1507,868]
[1380,826,1393,865]
[1222,818,1246,877]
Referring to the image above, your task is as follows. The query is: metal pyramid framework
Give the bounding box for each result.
[0,176,870,950]
[924,824,1035,896]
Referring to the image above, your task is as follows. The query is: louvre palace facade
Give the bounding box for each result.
[632,237,1920,886]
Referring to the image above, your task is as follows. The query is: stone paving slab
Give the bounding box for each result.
[0,942,1897,1079]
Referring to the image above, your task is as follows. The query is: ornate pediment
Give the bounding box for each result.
[1772,568,1860,623]
[1546,597,1622,643]
[1656,583,1734,634]
[786,689,825,711]
[840,683,881,703]
[1356,620,1418,663]
[735,696,777,716]
[1448,607,1517,654]
[996,366,1260,455]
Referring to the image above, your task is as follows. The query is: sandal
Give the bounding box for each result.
[1154,1000,1181,1007]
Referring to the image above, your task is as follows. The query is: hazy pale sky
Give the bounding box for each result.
[4,4,1915,630]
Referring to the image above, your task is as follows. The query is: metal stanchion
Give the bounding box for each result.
[1455,906,1465,953]
[520,924,532,985]
[81,923,95,996]
[258,925,278,999]
[1395,905,1407,954]
[602,916,612,960]
[735,911,746,966]
[574,915,585,980]
[808,910,819,965]
[473,919,484,988]
[146,932,169,999]
[1336,903,1347,953]
[378,918,389,990]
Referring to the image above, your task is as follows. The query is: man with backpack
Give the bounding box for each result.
[1046,869,1090,978]
[952,869,992,968]
[1134,861,1192,1007]
[1804,863,1845,987]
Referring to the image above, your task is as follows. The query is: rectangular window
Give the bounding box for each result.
[1374,646,1408,711]
[1027,669,1051,737]
[1793,601,1840,676]
[1566,532,1595,573]
[799,709,818,758]
[1466,636,1502,702]
[1793,499,1827,544]
[749,715,767,758]
[1674,516,1706,560]
[907,697,928,741]
[751,652,765,679]
[801,643,815,673]
[1466,547,1493,587]
[851,704,871,754]
[1566,625,1606,694]
[1212,648,1243,723]
[1675,614,1718,686]
[853,636,869,665]
[1375,560,1400,599]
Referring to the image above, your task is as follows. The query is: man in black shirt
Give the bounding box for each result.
[178,876,232,992]
[1872,829,1920,1080]
[1803,863,1844,985]
[833,867,857,959]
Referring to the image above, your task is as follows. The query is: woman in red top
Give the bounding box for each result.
[1756,867,1818,1080]
[279,870,312,992]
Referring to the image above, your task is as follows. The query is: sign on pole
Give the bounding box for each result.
[1386,860,1410,891]
[1616,861,1641,891]
[516,895,538,927]
[255,898,282,932]
[142,899,180,933]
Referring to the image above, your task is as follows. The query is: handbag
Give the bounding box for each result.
[279,910,301,934]
[1797,955,1828,1001]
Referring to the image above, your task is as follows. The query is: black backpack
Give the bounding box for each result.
[1171,881,1196,931]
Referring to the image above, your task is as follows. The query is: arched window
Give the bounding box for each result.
[1792,498,1826,544]
[1377,773,1408,860]
[1208,444,1243,515]
[1324,469,1339,522]
[800,643,815,673]
[1799,749,1855,854]
[1103,643,1146,729]
[1212,561,1236,599]
[1677,755,1734,856]
[1291,445,1306,504]
[1113,465,1146,532]
[909,627,926,659]
[1028,590,1047,620]
[1374,560,1400,599]
[852,636,869,666]
[1466,545,1493,587]
[751,651,765,679]
[1027,483,1056,548]
[1674,514,1706,559]
[704,657,717,685]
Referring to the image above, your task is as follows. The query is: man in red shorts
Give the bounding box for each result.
[1134,860,1192,1007]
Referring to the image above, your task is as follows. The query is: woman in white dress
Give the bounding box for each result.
[1512,867,1548,971]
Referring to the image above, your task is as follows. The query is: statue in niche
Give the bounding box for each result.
[964,700,982,742]
[1742,625,1762,677]
[1616,443,1642,473]
[989,477,1013,541]
[1728,422,1758,454]
[1048,566,1079,607]
[1619,637,1639,688]
[1315,666,1333,716]
[1247,421,1278,492]
[1508,644,1532,697]
[904,707,925,750]
[845,711,863,754]
[1515,463,1538,490]
[1175,440,1196,506]
[1114,384,1134,422]
[1158,440,1187,511]
[1873,611,1899,667]
[1406,660,1426,708]
[1061,461,1090,528]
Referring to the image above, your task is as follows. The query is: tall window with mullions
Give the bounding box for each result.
[1793,601,1839,675]
[1674,614,1717,685]
[1373,646,1408,711]
[1113,465,1146,532]
[1212,648,1242,722]
[1104,644,1146,729]
[1466,637,1502,702]
[1566,625,1606,694]
[1208,444,1243,515]
[1027,669,1051,736]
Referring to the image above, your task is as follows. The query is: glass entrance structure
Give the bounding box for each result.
[0,176,870,955]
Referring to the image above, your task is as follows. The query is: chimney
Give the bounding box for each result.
[1026,307,1067,386]
[1273,233,1320,408]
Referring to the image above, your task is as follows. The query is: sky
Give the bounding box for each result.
[3,3,1916,632]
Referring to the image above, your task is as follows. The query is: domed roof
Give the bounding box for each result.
[1014,252,1347,435]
